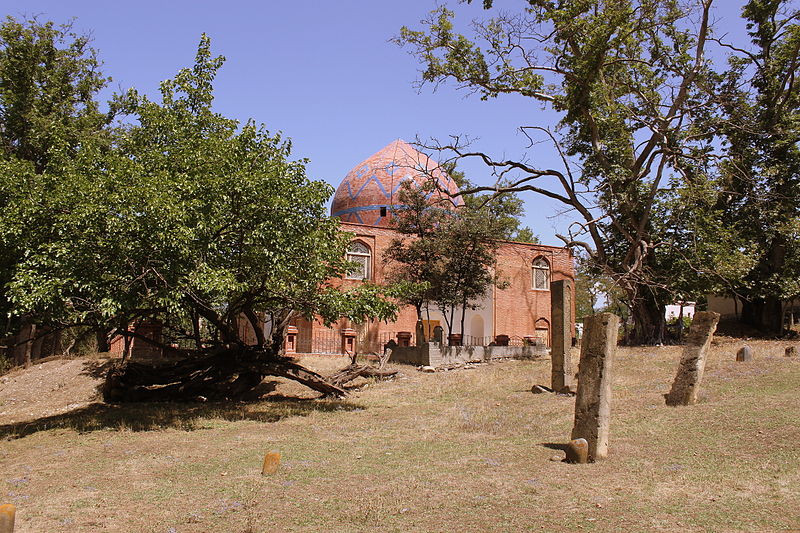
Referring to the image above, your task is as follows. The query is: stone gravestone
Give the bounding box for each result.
[550,279,574,393]
[571,312,619,462]
[565,438,589,464]
[736,345,753,362]
[665,311,721,406]
[0,503,15,533]
[261,450,281,475]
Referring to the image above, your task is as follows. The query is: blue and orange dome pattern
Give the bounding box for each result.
[331,139,461,227]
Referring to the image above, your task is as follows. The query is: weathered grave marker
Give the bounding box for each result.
[550,279,574,393]
[571,312,619,462]
[665,311,720,406]
[736,345,753,362]
[261,450,281,475]
[0,504,15,533]
[565,438,589,464]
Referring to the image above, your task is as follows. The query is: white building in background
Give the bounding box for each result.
[665,301,696,321]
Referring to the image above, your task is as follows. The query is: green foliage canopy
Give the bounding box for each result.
[396,0,742,343]
[2,34,397,351]
[0,16,112,337]
[708,0,800,331]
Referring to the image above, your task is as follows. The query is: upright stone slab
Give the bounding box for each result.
[571,312,619,462]
[550,279,574,392]
[665,311,720,406]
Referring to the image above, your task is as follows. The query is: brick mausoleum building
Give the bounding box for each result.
[290,140,575,355]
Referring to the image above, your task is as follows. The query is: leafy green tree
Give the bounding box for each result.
[0,16,111,170]
[512,226,540,244]
[385,177,513,339]
[5,36,397,398]
[0,16,112,343]
[708,0,800,333]
[397,0,720,344]
[383,182,445,334]
[434,203,501,336]
[574,252,600,320]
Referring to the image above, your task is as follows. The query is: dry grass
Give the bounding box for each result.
[1,339,799,532]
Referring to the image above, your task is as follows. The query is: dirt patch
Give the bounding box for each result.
[0,357,112,424]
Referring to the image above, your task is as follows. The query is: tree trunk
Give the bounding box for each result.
[95,328,111,352]
[627,290,665,345]
[459,296,467,337]
[415,304,426,343]
[739,236,787,335]
[23,323,36,369]
[741,296,784,335]
[191,311,203,350]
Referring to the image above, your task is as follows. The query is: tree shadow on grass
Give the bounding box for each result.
[0,390,363,440]
[541,442,569,452]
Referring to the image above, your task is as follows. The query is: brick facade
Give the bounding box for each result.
[291,221,575,355]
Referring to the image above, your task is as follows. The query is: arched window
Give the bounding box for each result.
[346,241,371,280]
[532,257,550,290]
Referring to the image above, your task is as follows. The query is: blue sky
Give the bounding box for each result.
[4,0,752,244]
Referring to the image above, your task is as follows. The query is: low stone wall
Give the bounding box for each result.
[389,342,547,367]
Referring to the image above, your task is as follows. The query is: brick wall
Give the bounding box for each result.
[295,222,575,354]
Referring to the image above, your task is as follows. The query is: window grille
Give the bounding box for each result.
[532,258,550,290]
[346,241,371,280]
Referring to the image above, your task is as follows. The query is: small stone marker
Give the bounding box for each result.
[665,311,721,406]
[261,451,281,475]
[565,438,589,464]
[0,504,15,533]
[571,312,619,462]
[785,346,796,357]
[736,345,753,362]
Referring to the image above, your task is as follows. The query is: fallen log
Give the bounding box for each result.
[327,347,397,386]
[328,364,398,387]
[103,348,347,402]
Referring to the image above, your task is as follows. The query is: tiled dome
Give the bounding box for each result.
[331,139,461,227]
